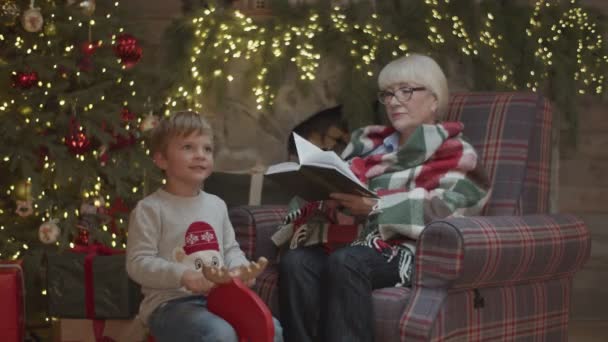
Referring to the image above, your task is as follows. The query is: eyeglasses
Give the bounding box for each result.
[377,87,427,105]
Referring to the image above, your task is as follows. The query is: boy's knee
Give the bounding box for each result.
[273,317,284,342]
[203,320,238,342]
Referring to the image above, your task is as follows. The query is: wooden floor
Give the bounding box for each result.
[569,321,608,341]
[32,319,608,341]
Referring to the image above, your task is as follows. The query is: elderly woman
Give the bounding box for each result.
[276,54,490,342]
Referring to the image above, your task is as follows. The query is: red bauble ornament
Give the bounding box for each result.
[74,226,90,245]
[110,132,136,150]
[114,33,142,69]
[120,107,136,122]
[78,41,101,72]
[80,40,100,56]
[65,118,91,154]
[11,71,39,89]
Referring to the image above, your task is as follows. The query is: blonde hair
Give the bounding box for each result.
[149,110,214,155]
[378,53,449,119]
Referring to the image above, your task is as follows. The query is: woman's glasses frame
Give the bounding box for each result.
[377,87,427,105]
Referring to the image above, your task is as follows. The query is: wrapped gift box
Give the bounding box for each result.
[0,260,25,342]
[47,246,142,319]
[54,318,147,342]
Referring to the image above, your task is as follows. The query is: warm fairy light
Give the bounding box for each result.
[160,1,606,131]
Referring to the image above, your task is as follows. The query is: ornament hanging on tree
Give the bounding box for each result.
[121,107,136,122]
[19,105,33,116]
[74,225,90,245]
[15,199,33,217]
[11,71,39,89]
[21,1,44,33]
[1,1,20,27]
[80,196,106,216]
[80,40,101,56]
[79,0,95,16]
[67,0,95,16]
[110,132,136,150]
[110,107,137,149]
[114,33,143,69]
[39,219,61,244]
[44,21,56,36]
[78,40,100,72]
[14,179,32,201]
[140,114,159,132]
[64,117,91,154]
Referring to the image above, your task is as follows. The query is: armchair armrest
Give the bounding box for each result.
[229,205,288,262]
[415,214,591,289]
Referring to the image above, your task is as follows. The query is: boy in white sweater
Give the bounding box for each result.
[126,111,283,341]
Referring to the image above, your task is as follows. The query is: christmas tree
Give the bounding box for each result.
[0,0,162,259]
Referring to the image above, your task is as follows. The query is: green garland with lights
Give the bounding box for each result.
[165,0,607,135]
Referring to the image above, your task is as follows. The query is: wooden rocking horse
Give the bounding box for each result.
[148,257,273,342]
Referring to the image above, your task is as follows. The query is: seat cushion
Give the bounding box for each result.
[254,266,412,341]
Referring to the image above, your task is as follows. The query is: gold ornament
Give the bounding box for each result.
[14,180,32,201]
[19,105,33,115]
[44,21,56,36]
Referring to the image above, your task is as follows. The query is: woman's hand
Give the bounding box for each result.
[329,193,377,216]
[181,269,216,295]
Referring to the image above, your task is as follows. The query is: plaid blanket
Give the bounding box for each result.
[271,122,490,285]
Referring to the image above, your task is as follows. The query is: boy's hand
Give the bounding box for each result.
[229,266,257,288]
[181,269,215,295]
[244,278,256,288]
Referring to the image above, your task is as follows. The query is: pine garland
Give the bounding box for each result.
[165,0,607,140]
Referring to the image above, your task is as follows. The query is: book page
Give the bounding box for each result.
[293,133,365,188]
[265,161,300,175]
[293,133,323,162]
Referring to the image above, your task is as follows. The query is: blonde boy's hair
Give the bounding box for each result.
[378,53,449,120]
[149,110,214,155]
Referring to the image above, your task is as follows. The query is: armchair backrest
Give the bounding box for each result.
[445,92,552,216]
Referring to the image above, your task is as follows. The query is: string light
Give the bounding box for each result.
[166,1,606,119]
[0,0,139,257]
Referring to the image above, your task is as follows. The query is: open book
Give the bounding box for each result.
[265,133,377,201]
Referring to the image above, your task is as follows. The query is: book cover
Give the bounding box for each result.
[265,133,377,201]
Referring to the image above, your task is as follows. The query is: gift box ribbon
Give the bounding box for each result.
[70,243,123,342]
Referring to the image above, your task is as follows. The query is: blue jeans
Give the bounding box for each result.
[279,245,401,342]
[149,295,283,342]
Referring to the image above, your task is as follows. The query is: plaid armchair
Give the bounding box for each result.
[229,92,591,341]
